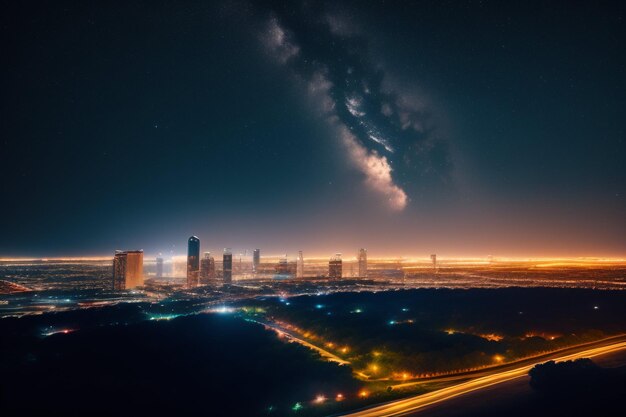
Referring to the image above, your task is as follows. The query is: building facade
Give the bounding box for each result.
[112,250,144,290]
[253,248,260,273]
[223,248,233,283]
[329,253,342,279]
[200,252,216,284]
[187,236,200,288]
[296,250,304,278]
[358,248,367,278]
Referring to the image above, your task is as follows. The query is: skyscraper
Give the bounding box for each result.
[187,236,200,288]
[329,253,342,279]
[112,250,144,290]
[223,248,233,284]
[358,248,367,278]
[253,248,260,273]
[296,250,304,278]
[156,255,163,278]
[200,252,215,284]
[431,254,437,272]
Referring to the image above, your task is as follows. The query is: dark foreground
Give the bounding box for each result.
[2,287,626,417]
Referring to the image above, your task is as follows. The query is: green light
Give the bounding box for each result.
[292,402,303,411]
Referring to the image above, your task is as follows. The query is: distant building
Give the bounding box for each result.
[113,250,144,290]
[253,249,260,273]
[431,254,437,272]
[187,236,200,288]
[223,248,233,283]
[358,248,367,278]
[296,251,304,278]
[200,252,215,284]
[156,256,163,278]
[275,255,296,277]
[329,253,342,279]
[171,256,187,277]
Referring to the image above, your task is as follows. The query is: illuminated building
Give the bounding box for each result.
[358,248,367,278]
[431,254,437,272]
[187,236,200,288]
[253,248,260,273]
[112,250,144,290]
[156,256,163,277]
[329,253,342,279]
[296,250,304,278]
[223,248,233,283]
[200,252,215,284]
[275,255,296,277]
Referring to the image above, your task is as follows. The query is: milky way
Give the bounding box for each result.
[257,3,452,210]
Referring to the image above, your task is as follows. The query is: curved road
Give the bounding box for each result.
[247,318,350,365]
[340,338,626,417]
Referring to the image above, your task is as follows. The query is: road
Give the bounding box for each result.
[247,318,350,365]
[339,338,626,417]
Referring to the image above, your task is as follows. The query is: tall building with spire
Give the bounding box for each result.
[329,253,342,279]
[112,250,144,290]
[200,252,215,284]
[223,248,233,283]
[358,248,367,278]
[296,250,304,278]
[253,248,260,273]
[187,236,200,288]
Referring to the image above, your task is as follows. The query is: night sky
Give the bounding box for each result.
[2,1,625,257]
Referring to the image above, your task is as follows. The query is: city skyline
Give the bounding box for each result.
[2,2,626,417]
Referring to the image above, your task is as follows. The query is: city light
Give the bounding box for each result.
[493,354,505,363]
[4,3,626,417]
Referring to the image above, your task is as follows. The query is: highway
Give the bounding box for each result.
[340,338,626,417]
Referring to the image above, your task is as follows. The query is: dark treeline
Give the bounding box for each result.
[523,359,626,417]
[0,312,358,417]
[244,288,626,373]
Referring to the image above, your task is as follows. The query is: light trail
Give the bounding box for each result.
[247,319,350,365]
[340,339,626,417]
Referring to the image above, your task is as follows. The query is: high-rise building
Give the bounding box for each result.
[187,236,200,288]
[156,256,163,278]
[358,248,367,278]
[223,248,233,283]
[329,253,342,279]
[431,254,437,272]
[253,248,260,273]
[112,250,144,290]
[200,252,215,284]
[296,251,304,278]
